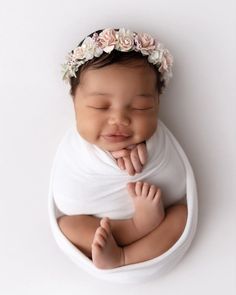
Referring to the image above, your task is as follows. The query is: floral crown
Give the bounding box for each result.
[61,28,174,92]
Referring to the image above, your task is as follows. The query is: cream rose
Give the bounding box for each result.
[148,49,163,65]
[116,28,134,51]
[79,37,103,60]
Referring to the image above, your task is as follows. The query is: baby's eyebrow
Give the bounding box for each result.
[87,92,110,96]
[137,94,154,98]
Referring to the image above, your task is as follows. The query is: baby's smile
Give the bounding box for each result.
[101,134,131,143]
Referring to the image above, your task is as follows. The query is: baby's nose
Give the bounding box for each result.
[108,109,130,126]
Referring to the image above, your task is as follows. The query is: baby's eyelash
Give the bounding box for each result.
[87,106,153,111]
[133,107,153,110]
[88,106,108,110]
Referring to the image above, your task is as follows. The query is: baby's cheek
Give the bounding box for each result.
[135,122,156,141]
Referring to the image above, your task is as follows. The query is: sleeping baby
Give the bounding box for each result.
[54,27,187,269]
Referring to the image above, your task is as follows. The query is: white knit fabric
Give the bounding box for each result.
[48,119,198,283]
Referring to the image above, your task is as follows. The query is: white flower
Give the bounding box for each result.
[115,28,134,51]
[80,37,103,61]
[73,46,85,60]
[148,49,163,65]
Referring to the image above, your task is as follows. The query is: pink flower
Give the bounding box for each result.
[73,46,86,60]
[159,49,173,72]
[164,49,174,68]
[97,28,117,53]
[134,32,156,55]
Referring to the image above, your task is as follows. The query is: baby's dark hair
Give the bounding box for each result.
[69,29,165,98]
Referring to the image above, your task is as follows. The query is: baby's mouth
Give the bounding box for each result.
[102,134,131,143]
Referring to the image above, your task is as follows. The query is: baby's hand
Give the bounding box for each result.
[110,142,147,176]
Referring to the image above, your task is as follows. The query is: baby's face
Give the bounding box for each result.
[73,61,159,152]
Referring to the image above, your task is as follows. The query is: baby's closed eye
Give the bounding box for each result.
[87,105,154,111]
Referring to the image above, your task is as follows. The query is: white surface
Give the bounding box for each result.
[0,0,235,294]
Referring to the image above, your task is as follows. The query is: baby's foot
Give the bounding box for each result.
[91,217,125,269]
[127,181,165,236]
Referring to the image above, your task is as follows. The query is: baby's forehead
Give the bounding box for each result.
[81,67,156,92]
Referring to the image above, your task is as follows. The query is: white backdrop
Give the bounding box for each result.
[0,0,235,294]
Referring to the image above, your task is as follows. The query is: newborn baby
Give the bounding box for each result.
[55,28,188,269]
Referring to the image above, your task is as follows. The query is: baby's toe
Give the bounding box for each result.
[99,223,109,239]
[153,188,162,202]
[147,184,157,200]
[92,242,102,251]
[100,217,112,236]
[141,182,150,197]
[126,182,137,198]
[94,228,107,247]
[135,181,143,195]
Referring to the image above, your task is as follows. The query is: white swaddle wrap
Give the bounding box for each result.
[48,119,198,283]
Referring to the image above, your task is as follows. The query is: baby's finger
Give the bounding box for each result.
[137,142,147,165]
[130,147,143,173]
[117,158,125,170]
[123,156,135,176]
[110,149,130,159]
